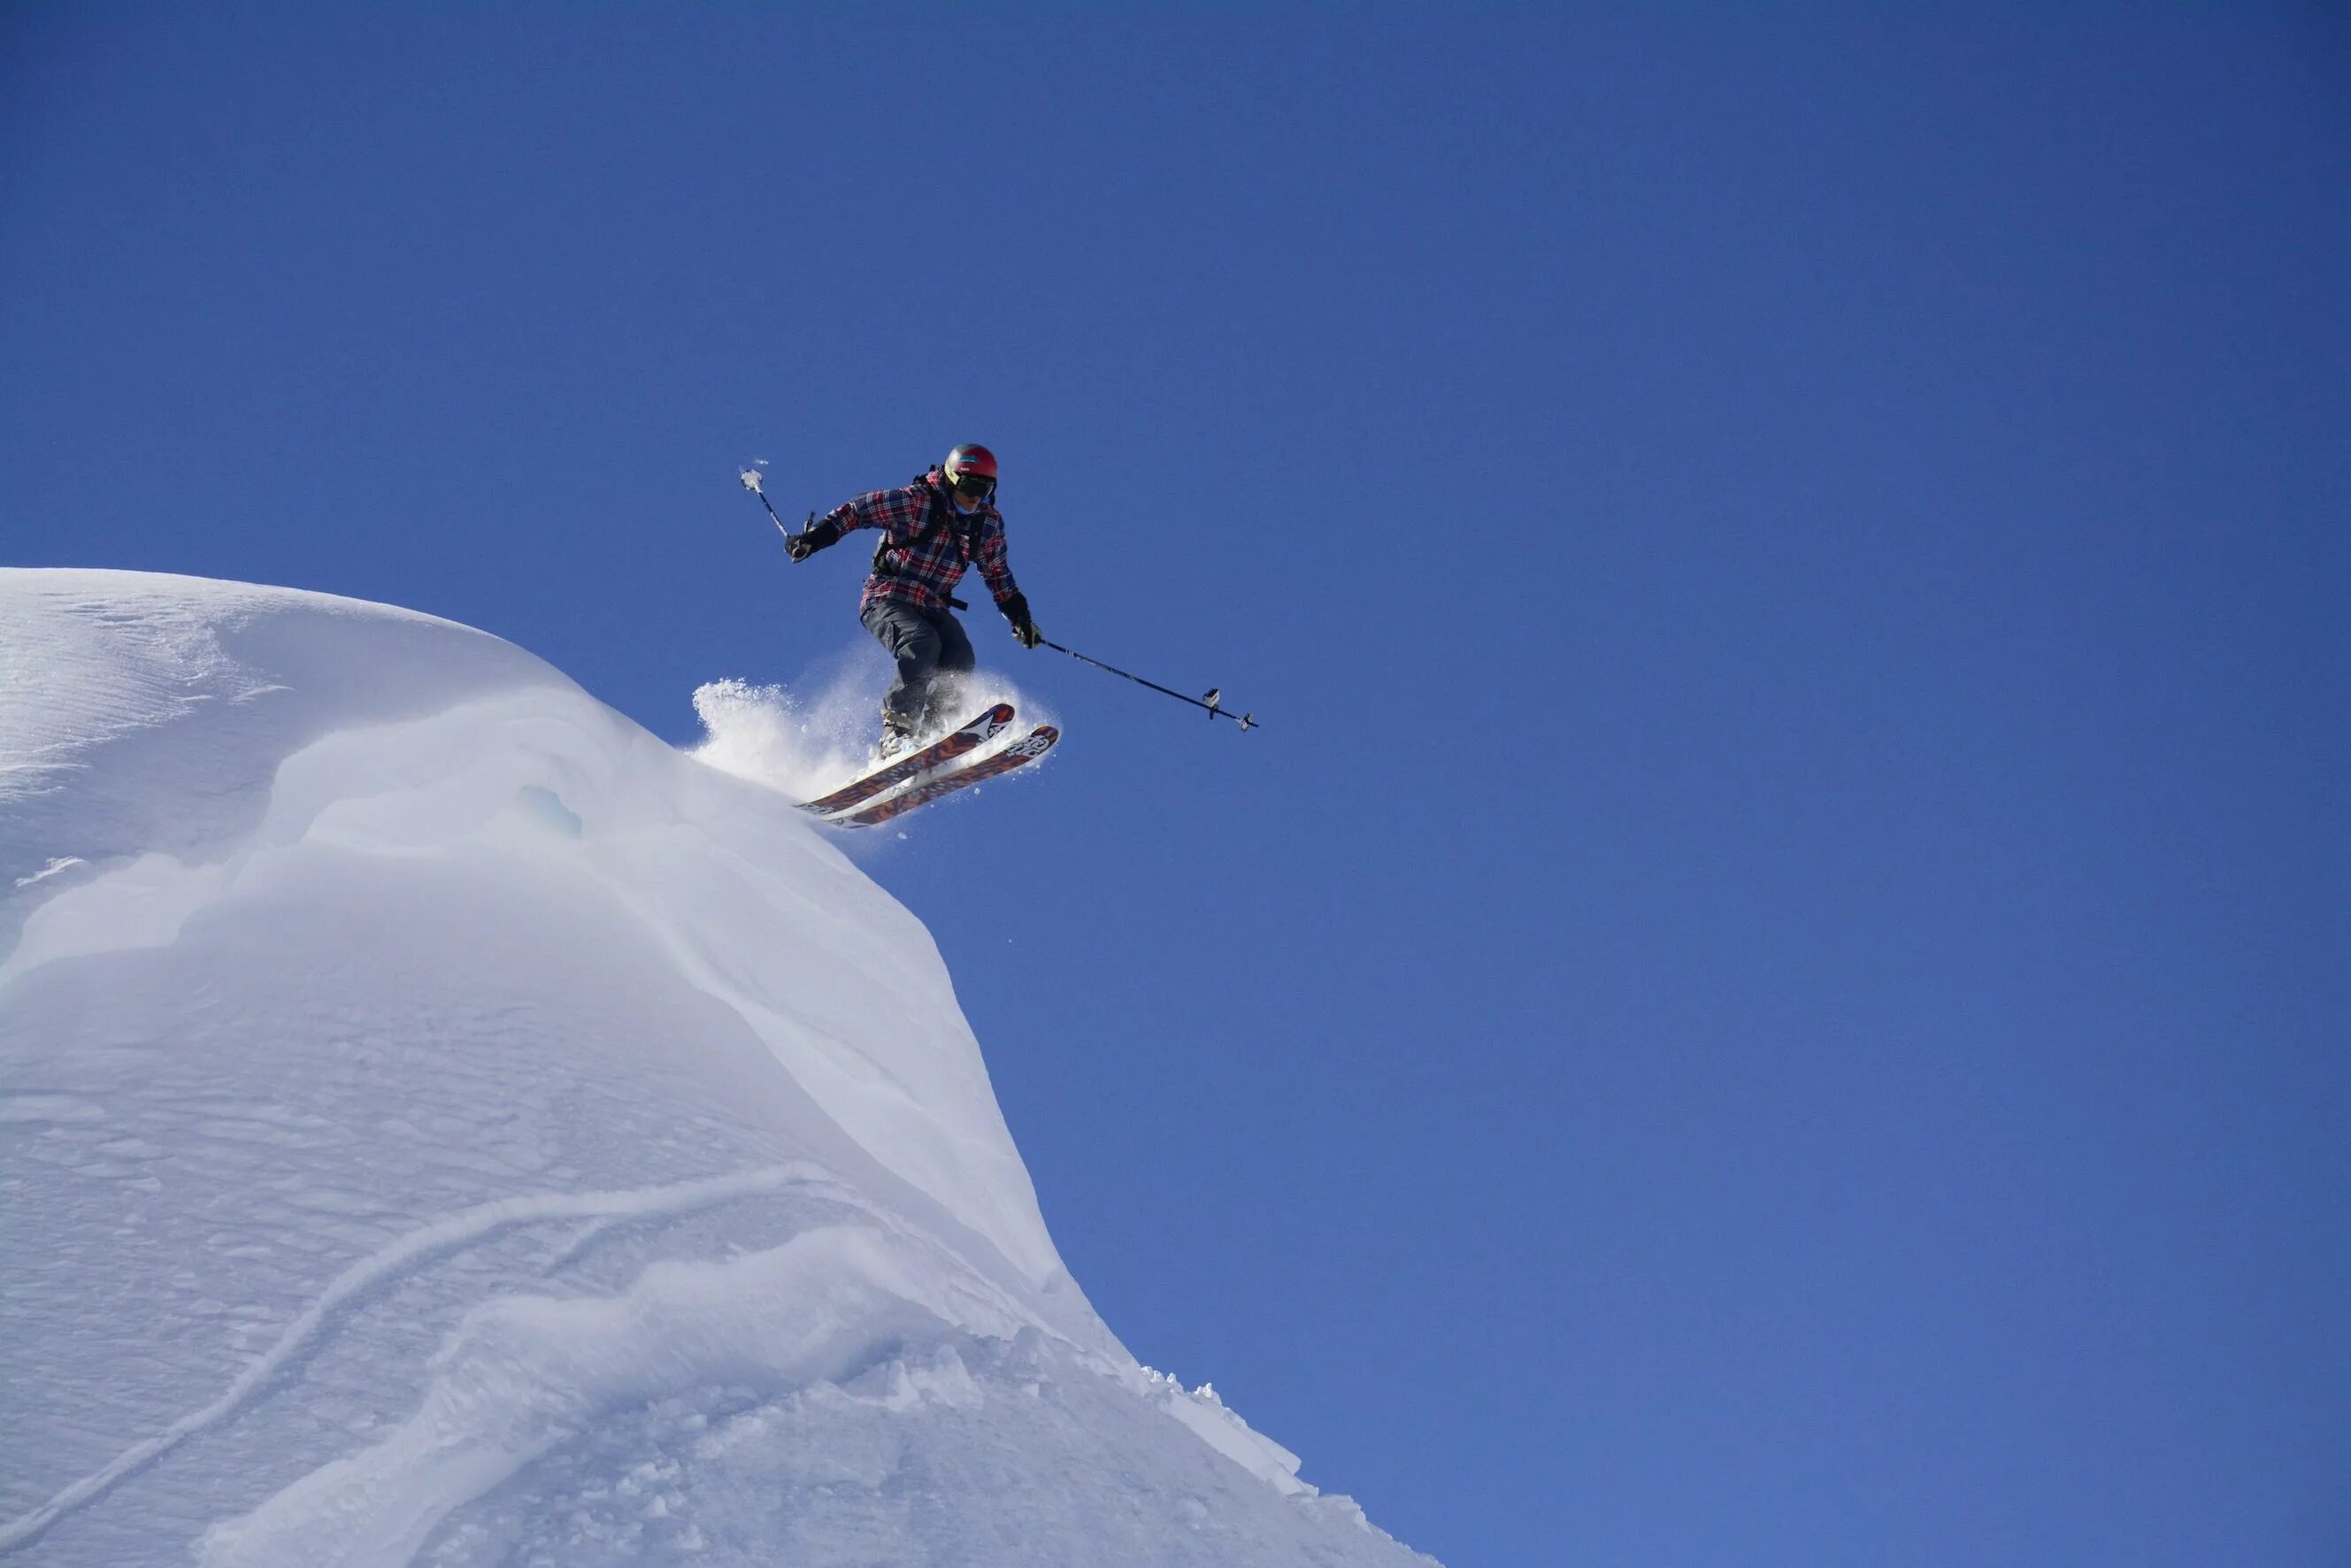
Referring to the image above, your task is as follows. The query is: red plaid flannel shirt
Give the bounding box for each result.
[822,471,1020,615]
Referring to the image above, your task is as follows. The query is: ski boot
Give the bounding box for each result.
[874,712,920,765]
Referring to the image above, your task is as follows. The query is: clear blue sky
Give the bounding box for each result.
[5,6,2343,1564]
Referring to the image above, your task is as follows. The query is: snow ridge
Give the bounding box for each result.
[0,1165,831,1555]
[196,1223,1017,1568]
[0,570,1434,1567]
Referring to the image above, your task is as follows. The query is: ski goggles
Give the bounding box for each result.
[950,473,995,503]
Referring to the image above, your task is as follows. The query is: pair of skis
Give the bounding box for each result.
[797,703,1059,828]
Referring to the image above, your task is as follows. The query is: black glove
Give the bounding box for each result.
[1002,593,1042,649]
[785,517,843,562]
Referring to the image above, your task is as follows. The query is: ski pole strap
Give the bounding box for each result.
[739,469,796,541]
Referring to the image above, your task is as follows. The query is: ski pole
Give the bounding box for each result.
[1038,639,1257,731]
[738,466,811,547]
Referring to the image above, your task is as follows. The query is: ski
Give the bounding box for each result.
[832,726,1060,827]
[797,703,1016,817]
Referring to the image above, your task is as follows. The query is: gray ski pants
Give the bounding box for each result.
[860,596,975,735]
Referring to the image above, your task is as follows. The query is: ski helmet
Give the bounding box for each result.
[943,442,998,502]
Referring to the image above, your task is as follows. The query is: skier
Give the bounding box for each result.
[785,443,1043,757]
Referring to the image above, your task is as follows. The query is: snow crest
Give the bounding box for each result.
[0,570,1432,1567]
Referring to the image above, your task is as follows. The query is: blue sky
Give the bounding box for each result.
[4,5,2343,1564]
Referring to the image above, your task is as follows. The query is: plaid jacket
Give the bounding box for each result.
[821,471,1020,615]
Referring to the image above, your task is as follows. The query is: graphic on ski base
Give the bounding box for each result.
[833,725,1060,828]
[796,703,1015,817]
[798,703,1057,828]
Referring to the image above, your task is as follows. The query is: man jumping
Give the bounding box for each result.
[785,443,1043,758]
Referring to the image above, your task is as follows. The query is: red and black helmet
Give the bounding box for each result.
[943,443,997,503]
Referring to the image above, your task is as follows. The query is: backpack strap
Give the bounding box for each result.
[869,476,980,607]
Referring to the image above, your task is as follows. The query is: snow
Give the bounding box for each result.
[0,569,1433,1567]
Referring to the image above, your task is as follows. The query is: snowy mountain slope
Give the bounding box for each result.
[0,570,1434,1568]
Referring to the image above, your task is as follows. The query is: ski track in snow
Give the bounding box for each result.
[0,1164,831,1556]
[194,1222,1026,1568]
